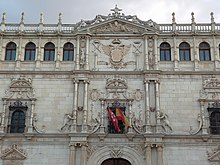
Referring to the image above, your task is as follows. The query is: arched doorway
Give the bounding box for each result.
[101,158,131,165]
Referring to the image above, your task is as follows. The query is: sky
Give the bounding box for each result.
[0,0,219,24]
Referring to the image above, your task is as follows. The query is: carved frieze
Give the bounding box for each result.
[200,77,220,101]
[1,144,27,160]
[207,146,220,163]
[3,76,35,101]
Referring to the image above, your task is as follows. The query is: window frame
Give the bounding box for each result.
[179,42,191,61]
[44,42,55,61]
[5,42,16,61]
[63,42,74,61]
[160,42,171,61]
[24,42,36,61]
[199,42,211,61]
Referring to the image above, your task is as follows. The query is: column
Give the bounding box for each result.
[144,35,149,70]
[199,100,208,134]
[75,36,80,70]
[213,35,219,70]
[156,144,164,165]
[0,100,6,133]
[72,79,79,132]
[173,36,178,71]
[69,143,76,165]
[128,100,133,133]
[145,143,152,165]
[153,36,158,70]
[144,80,151,133]
[0,35,3,60]
[85,36,90,70]
[99,99,105,133]
[16,36,22,69]
[193,36,199,71]
[55,36,61,69]
[36,36,42,69]
[155,80,162,133]
[82,80,89,132]
[80,143,88,165]
[27,100,35,133]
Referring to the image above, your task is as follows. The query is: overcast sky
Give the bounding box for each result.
[0,0,219,24]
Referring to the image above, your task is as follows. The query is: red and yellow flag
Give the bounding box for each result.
[107,107,120,133]
[115,107,130,127]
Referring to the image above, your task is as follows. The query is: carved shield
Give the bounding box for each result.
[111,48,123,62]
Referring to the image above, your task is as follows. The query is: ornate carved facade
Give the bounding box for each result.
[0,5,220,165]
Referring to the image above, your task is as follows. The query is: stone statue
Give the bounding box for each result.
[158,112,173,133]
[61,113,74,131]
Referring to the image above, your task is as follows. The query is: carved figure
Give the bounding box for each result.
[158,112,173,133]
[61,113,74,131]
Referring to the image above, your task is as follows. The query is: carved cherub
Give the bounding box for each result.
[61,113,74,131]
[158,112,173,133]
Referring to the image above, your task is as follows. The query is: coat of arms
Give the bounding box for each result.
[102,39,130,69]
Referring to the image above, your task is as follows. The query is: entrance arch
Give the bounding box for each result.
[101,158,131,165]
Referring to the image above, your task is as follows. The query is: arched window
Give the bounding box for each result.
[199,42,211,61]
[25,42,36,61]
[10,110,26,133]
[44,42,55,61]
[63,42,74,61]
[160,42,171,61]
[5,42,16,61]
[210,111,220,134]
[179,42,191,61]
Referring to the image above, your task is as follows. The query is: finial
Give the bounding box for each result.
[191,12,195,23]
[40,13,43,24]
[110,5,122,17]
[210,12,214,23]
[20,12,24,24]
[172,12,176,23]
[1,12,6,24]
[58,13,62,24]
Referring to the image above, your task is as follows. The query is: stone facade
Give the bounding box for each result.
[0,5,220,165]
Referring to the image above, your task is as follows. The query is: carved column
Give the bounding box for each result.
[153,36,158,70]
[144,80,151,133]
[72,79,79,132]
[35,36,42,69]
[155,80,162,133]
[99,99,105,133]
[193,36,199,71]
[145,143,152,165]
[127,100,133,133]
[173,36,178,71]
[69,143,76,165]
[213,35,219,70]
[27,100,35,133]
[156,144,164,165]
[85,36,90,70]
[82,80,89,132]
[144,35,149,70]
[0,100,6,133]
[81,143,88,165]
[16,36,22,69]
[199,99,208,134]
[76,36,80,70]
[55,36,61,69]
[0,35,3,60]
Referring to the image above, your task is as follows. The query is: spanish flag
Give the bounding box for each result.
[115,107,130,127]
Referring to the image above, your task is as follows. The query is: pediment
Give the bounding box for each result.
[79,19,157,34]
[75,5,158,34]
[1,144,27,160]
